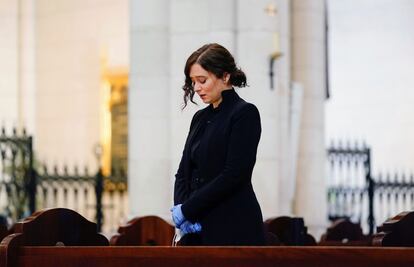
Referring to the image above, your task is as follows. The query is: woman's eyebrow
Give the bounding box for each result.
[190,75,207,79]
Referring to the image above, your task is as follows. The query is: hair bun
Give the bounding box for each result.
[230,68,247,88]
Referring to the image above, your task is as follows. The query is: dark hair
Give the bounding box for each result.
[182,43,247,109]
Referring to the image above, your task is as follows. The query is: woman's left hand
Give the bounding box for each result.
[180,221,202,235]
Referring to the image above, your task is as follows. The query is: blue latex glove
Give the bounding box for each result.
[170,204,185,227]
[180,221,202,235]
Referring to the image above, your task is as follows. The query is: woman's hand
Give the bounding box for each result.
[180,221,202,235]
[170,204,185,227]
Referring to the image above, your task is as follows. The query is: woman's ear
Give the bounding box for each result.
[223,73,230,84]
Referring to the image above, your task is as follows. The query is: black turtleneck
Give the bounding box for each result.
[207,88,236,112]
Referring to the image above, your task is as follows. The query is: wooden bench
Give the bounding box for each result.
[110,215,174,246]
[2,244,414,267]
[0,208,108,266]
[264,216,316,245]
[1,208,414,267]
[319,218,372,246]
[373,211,414,246]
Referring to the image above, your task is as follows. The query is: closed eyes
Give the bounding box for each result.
[191,78,207,86]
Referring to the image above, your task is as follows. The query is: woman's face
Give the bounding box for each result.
[189,63,229,108]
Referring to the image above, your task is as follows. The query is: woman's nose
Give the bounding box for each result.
[194,83,201,92]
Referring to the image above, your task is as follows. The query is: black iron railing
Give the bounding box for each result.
[327,141,414,234]
[0,127,127,233]
[0,128,34,220]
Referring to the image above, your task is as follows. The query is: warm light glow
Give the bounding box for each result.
[271,32,282,59]
[101,80,112,176]
[264,3,278,17]
[100,54,129,176]
[273,32,281,55]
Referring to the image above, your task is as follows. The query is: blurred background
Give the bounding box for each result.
[0,0,413,238]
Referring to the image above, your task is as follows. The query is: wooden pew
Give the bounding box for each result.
[373,211,414,247]
[264,216,316,245]
[319,219,372,246]
[0,208,108,246]
[2,244,414,267]
[1,208,414,267]
[110,215,175,246]
[0,208,108,266]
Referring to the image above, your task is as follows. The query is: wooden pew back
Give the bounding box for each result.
[110,215,174,246]
[373,211,414,247]
[265,216,316,245]
[0,208,108,267]
[7,208,108,246]
[319,219,372,246]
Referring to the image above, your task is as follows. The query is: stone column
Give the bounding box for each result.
[291,0,327,237]
[129,0,171,219]
[19,0,36,134]
[0,0,19,128]
[275,0,296,216]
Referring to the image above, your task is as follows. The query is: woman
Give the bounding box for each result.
[171,43,265,246]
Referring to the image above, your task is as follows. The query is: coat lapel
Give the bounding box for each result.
[186,111,208,149]
[183,111,209,176]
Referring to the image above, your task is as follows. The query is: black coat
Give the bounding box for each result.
[174,89,265,245]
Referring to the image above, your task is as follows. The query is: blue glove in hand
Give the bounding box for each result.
[170,204,185,228]
[180,221,202,235]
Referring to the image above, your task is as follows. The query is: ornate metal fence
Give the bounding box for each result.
[0,128,34,221]
[0,128,127,234]
[35,165,128,234]
[374,172,414,228]
[327,141,414,234]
